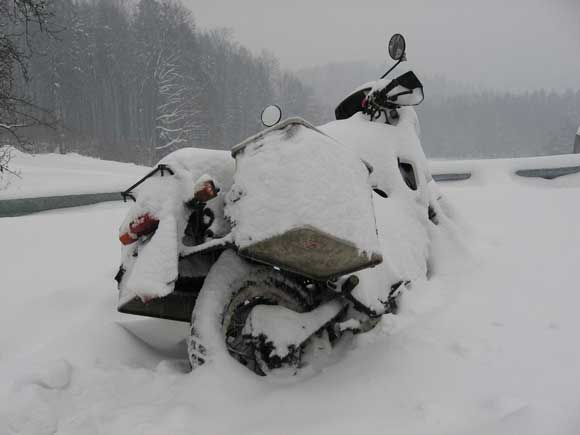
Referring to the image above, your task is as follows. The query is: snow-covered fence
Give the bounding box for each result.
[432,167,580,182]
[515,166,580,180]
[432,173,471,182]
[430,153,580,183]
[0,192,122,217]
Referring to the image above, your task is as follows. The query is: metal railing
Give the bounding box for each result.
[0,192,123,218]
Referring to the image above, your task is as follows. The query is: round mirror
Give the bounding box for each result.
[388,33,406,61]
[261,105,282,127]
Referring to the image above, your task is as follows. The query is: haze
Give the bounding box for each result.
[183,0,580,92]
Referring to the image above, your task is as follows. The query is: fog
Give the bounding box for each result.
[184,0,580,92]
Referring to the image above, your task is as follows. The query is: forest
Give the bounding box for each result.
[5,0,322,165]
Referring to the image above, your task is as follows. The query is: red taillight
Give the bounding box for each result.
[194,180,218,203]
[130,213,159,236]
[120,213,159,245]
[119,232,137,245]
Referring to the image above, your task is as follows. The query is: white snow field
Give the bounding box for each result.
[0,148,148,199]
[1,154,580,435]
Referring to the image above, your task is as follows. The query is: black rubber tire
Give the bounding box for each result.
[221,270,310,376]
[188,250,312,377]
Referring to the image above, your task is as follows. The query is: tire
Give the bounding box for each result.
[222,270,310,376]
[188,250,311,377]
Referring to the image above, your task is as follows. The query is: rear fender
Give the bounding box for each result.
[117,212,181,306]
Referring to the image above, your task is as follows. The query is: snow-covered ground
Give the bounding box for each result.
[1,155,580,434]
[0,149,148,199]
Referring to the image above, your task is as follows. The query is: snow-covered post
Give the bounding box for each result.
[574,125,580,153]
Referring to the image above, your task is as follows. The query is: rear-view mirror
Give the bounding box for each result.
[261,105,282,127]
[388,34,406,61]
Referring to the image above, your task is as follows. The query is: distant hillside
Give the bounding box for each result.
[297,62,579,158]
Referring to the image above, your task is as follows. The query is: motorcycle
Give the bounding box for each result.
[115,34,445,378]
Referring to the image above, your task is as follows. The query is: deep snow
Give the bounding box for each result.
[1,156,580,434]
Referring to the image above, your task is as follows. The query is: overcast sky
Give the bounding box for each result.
[182,0,580,92]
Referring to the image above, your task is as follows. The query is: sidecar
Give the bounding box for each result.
[115,148,234,322]
[115,118,382,322]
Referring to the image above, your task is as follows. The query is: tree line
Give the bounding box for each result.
[418,90,580,158]
[4,0,322,166]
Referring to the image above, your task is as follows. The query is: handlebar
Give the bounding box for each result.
[366,71,424,113]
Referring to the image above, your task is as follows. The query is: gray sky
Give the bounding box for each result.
[182,0,580,92]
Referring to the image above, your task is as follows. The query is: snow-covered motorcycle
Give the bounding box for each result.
[115,34,445,378]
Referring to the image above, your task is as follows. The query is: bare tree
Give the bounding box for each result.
[0,0,55,173]
[154,52,202,153]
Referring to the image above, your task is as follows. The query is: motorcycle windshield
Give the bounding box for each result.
[335,87,371,120]
[387,86,424,106]
[376,71,425,106]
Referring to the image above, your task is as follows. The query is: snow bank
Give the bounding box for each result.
[0,147,149,199]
